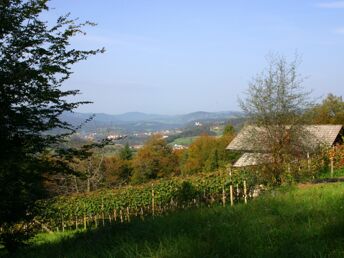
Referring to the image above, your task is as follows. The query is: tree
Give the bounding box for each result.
[223,123,235,136]
[103,144,134,186]
[181,134,217,174]
[307,94,344,125]
[181,133,238,174]
[0,0,103,250]
[119,143,133,161]
[131,135,179,183]
[239,54,314,184]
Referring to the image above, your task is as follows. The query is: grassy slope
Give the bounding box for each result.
[12,183,344,258]
[170,136,198,146]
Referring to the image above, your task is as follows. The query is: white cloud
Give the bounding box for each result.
[316,1,344,8]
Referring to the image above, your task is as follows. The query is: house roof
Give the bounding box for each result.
[233,153,273,167]
[226,125,343,152]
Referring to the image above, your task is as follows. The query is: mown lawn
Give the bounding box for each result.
[9,183,344,258]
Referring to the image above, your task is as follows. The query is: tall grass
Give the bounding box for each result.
[9,183,344,258]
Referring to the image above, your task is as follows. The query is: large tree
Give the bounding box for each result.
[0,0,103,250]
[239,55,314,183]
[131,135,179,183]
[307,94,344,125]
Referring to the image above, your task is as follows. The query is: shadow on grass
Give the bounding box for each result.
[9,184,344,258]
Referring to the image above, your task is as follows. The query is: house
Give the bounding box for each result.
[226,125,343,167]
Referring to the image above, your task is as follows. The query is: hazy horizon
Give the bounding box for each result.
[43,0,344,114]
[71,110,243,116]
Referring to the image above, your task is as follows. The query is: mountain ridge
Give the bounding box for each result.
[59,110,244,132]
[62,110,243,123]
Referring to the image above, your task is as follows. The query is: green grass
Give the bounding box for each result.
[8,182,344,258]
[170,136,198,146]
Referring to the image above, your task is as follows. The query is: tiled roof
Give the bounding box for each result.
[233,153,273,167]
[226,125,343,152]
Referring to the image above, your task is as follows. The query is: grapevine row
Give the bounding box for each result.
[35,170,258,231]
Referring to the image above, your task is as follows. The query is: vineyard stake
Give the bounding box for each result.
[126,207,130,222]
[120,209,123,223]
[83,203,87,230]
[230,184,234,206]
[101,198,105,226]
[243,180,247,204]
[140,207,144,221]
[152,184,155,217]
[75,216,78,230]
[330,158,334,178]
[114,209,117,222]
[83,214,87,230]
[222,185,226,207]
[61,215,65,232]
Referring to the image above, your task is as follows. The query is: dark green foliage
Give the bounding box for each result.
[119,143,133,161]
[0,0,103,250]
[223,123,235,136]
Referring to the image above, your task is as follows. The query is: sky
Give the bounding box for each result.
[44,0,344,114]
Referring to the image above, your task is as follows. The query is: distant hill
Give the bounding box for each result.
[177,111,242,123]
[59,111,244,132]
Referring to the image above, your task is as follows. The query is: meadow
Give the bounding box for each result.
[170,136,199,146]
[9,182,344,258]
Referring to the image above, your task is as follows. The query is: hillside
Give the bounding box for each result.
[11,182,344,258]
[59,111,244,132]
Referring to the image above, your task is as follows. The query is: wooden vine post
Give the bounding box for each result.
[120,209,123,223]
[83,203,87,230]
[113,209,117,222]
[228,165,234,206]
[75,215,78,230]
[230,185,234,206]
[101,198,105,226]
[61,215,65,232]
[243,180,247,204]
[222,185,226,207]
[307,152,311,172]
[126,207,130,222]
[152,183,155,217]
[330,146,335,178]
[330,158,334,177]
[140,207,144,220]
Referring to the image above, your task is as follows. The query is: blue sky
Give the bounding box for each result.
[45,0,344,114]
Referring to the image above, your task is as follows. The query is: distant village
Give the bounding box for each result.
[73,121,224,151]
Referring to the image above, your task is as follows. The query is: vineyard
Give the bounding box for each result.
[34,146,344,233]
[35,169,259,232]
